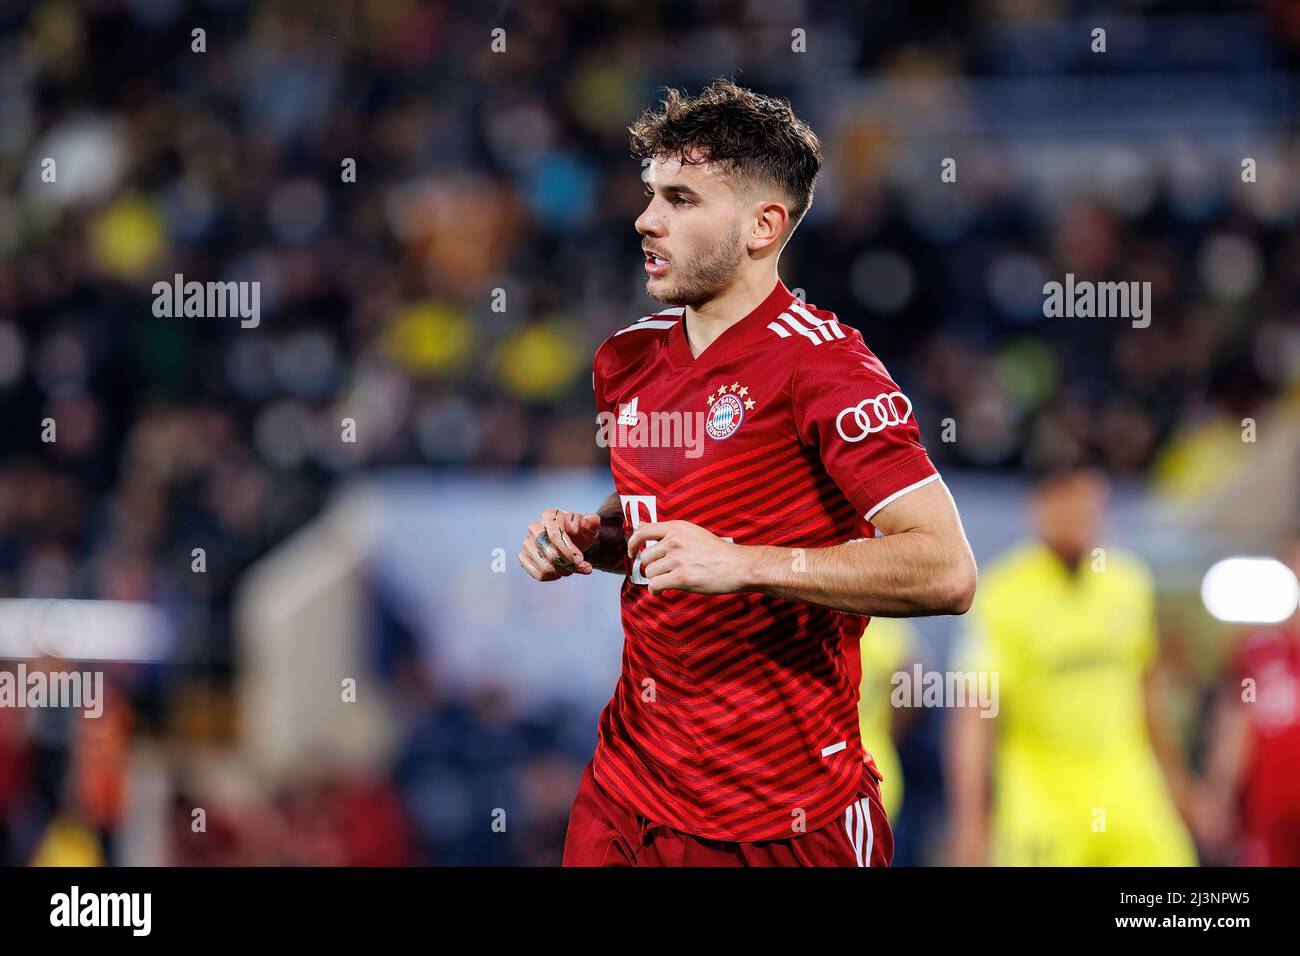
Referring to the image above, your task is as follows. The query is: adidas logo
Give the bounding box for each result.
[617,396,641,426]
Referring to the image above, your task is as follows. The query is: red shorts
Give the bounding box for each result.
[562,759,894,867]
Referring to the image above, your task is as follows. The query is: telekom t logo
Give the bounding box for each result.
[621,495,657,585]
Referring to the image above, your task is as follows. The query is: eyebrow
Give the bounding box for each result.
[646,182,703,200]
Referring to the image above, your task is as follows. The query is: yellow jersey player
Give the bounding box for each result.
[947,466,1199,866]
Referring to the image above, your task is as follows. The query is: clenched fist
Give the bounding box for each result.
[627,520,749,595]
[519,507,602,581]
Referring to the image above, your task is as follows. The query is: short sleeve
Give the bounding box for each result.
[790,337,938,521]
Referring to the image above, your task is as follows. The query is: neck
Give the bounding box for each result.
[682,267,779,358]
[1045,543,1086,575]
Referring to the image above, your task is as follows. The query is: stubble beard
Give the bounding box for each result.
[646,223,745,308]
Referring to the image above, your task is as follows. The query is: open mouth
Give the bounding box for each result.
[643,248,670,277]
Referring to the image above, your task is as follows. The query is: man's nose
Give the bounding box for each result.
[635,205,664,237]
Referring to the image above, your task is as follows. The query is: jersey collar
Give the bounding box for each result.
[664,278,796,369]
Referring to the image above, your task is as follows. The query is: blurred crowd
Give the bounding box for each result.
[1,0,1300,864]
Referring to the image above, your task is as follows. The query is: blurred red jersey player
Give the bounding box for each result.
[518,79,977,866]
[1204,539,1300,866]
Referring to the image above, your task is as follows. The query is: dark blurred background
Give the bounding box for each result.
[0,0,1298,866]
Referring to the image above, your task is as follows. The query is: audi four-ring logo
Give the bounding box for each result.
[835,391,913,442]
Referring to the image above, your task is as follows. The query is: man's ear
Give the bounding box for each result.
[748,201,789,251]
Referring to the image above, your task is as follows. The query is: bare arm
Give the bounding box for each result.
[747,480,977,615]
[1143,666,1197,825]
[1196,679,1252,855]
[733,476,977,613]
[946,699,994,865]
[629,478,977,617]
[1202,682,1250,801]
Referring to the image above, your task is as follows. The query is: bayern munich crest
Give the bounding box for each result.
[705,382,755,440]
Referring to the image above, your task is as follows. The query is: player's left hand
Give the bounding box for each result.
[626,520,748,596]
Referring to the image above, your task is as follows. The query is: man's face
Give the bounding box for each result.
[1031,470,1109,565]
[635,153,747,307]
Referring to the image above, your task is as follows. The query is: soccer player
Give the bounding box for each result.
[518,79,977,867]
[1199,537,1300,866]
[947,466,1199,866]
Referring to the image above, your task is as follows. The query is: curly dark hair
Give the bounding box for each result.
[628,77,823,230]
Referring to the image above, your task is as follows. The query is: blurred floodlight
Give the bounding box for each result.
[1201,557,1300,624]
[0,599,170,661]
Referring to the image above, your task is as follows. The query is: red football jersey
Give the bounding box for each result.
[1234,624,1300,827]
[590,278,939,841]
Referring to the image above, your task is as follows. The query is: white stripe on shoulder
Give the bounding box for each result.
[789,301,846,340]
[614,320,677,336]
[772,311,822,345]
[613,307,684,336]
[767,306,847,346]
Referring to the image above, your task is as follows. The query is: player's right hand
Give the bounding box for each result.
[519,507,602,581]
